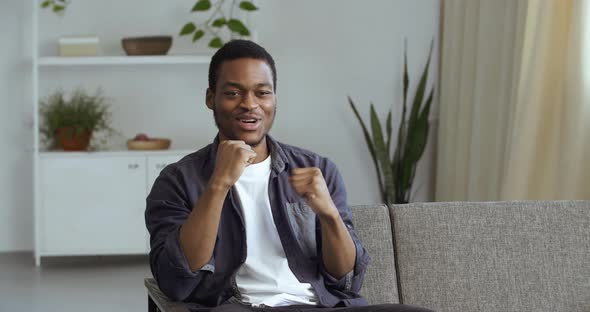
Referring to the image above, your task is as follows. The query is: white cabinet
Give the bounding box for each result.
[40,156,147,255]
[38,151,188,260]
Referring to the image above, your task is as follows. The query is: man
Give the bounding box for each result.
[146,40,432,312]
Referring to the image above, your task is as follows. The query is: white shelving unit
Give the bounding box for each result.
[38,55,211,66]
[40,149,195,158]
[31,1,212,266]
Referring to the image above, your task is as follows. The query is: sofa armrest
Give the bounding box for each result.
[144,278,190,312]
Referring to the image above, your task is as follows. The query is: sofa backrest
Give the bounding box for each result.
[390,200,590,312]
[350,204,400,304]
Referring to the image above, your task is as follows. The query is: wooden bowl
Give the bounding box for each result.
[127,138,171,150]
[121,36,172,55]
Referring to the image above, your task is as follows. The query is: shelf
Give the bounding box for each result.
[38,55,211,66]
[40,149,194,158]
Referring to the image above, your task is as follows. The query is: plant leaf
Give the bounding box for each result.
[400,155,413,199]
[41,1,52,8]
[227,19,250,36]
[408,89,433,162]
[394,41,410,203]
[239,1,258,11]
[348,97,376,160]
[209,37,223,48]
[211,17,226,27]
[396,41,435,203]
[179,22,196,36]
[348,96,385,202]
[192,0,212,11]
[402,40,433,193]
[408,40,433,126]
[401,89,432,191]
[192,30,205,42]
[370,104,395,204]
[53,4,65,13]
[403,39,409,111]
[385,110,392,155]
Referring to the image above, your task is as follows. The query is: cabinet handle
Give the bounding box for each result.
[128,163,139,169]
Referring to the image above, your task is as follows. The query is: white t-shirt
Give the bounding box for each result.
[233,156,318,307]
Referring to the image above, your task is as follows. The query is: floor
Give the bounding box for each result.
[0,252,152,312]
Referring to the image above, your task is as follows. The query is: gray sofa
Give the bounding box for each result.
[145,200,590,312]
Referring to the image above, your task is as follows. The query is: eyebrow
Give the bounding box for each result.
[221,82,273,89]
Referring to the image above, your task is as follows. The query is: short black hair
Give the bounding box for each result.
[208,39,277,91]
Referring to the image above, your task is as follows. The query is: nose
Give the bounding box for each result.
[240,92,259,110]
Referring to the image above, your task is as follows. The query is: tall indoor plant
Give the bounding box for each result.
[349,42,434,204]
[39,88,116,151]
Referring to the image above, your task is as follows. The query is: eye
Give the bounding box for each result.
[257,90,273,97]
[223,91,240,97]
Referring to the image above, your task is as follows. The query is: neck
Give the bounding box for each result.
[250,137,269,164]
[217,134,270,164]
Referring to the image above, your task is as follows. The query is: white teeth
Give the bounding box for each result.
[241,119,257,123]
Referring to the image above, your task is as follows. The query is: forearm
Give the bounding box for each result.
[179,182,228,272]
[319,209,356,279]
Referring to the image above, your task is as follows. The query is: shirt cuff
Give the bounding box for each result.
[320,266,354,291]
[165,225,216,277]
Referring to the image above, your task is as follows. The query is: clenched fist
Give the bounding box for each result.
[210,140,257,190]
[289,167,339,219]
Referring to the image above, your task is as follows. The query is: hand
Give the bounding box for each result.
[210,140,256,190]
[289,167,338,219]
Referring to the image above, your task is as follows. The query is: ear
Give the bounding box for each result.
[205,88,215,110]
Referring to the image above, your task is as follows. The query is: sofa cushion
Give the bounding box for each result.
[390,200,590,312]
[350,204,399,304]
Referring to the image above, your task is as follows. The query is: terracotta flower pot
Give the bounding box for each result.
[56,127,92,151]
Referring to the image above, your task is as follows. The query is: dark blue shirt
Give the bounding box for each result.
[145,135,371,307]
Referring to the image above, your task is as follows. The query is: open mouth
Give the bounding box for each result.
[236,117,261,130]
[239,118,258,123]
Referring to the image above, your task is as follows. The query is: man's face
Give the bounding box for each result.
[206,58,276,147]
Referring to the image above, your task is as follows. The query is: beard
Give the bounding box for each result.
[213,109,275,147]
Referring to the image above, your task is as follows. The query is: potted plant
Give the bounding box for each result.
[39,88,117,151]
[348,41,434,204]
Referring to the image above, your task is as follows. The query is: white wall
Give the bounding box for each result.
[0,0,439,252]
[0,0,34,252]
[255,0,440,205]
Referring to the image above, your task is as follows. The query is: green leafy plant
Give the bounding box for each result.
[348,42,434,204]
[179,0,258,48]
[40,0,258,49]
[39,88,117,150]
[40,0,69,14]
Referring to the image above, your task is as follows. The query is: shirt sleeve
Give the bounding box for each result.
[145,166,215,301]
[318,159,372,293]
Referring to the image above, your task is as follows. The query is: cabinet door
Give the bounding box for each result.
[40,156,147,255]
[147,154,186,193]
